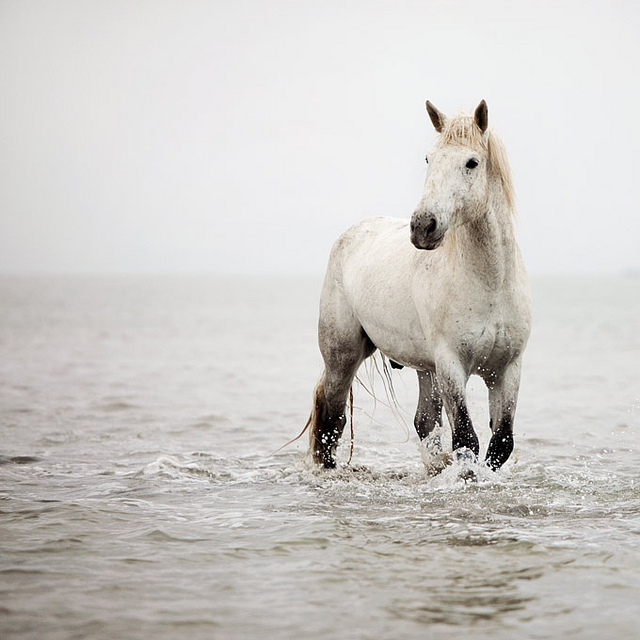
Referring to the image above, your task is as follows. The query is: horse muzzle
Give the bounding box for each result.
[410,213,447,250]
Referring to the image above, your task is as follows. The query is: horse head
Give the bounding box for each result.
[410,100,492,251]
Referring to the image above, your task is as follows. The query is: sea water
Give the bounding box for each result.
[1,274,639,639]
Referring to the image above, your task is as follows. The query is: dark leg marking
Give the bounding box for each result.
[414,411,440,441]
[451,403,480,456]
[414,370,442,441]
[485,415,514,470]
[312,403,346,469]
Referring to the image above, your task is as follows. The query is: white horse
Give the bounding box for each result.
[307,100,531,471]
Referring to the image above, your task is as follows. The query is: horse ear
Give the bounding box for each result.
[426,101,447,133]
[474,100,489,133]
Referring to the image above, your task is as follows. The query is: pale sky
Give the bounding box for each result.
[1,0,638,275]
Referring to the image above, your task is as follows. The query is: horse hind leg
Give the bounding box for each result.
[415,370,453,475]
[307,375,344,468]
[414,370,443,441]
[308,324,375,469]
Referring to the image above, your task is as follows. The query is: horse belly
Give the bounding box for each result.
[359,313,434,370]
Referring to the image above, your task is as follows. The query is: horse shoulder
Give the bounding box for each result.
[321,216,412,322]
[329,219,430,363]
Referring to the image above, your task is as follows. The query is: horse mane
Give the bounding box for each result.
[439,114,516,217]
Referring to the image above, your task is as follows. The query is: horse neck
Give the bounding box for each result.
[446,195,517,290]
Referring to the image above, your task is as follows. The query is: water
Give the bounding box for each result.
[1,274,639,639]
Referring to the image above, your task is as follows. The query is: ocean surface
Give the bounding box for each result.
[1,274,639,639]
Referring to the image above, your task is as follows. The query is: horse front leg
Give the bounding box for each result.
[436,360,480,457]
[486,359,523,470]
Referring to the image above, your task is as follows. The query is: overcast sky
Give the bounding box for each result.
[1,0,638,275]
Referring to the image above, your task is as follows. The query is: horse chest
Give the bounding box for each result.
[451,308,526,375]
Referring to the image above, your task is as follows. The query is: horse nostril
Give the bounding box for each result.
[426,217,437,235]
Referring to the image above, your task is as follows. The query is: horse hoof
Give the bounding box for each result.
[422,451,452,477]
[319,449,337,469]
[420,430,452,476]
[454,447,478,482]
[453,447,477,463]
[458,468,477,482]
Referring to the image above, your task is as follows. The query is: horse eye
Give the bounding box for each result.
[425,155,429,164]
[466,158,479,169]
